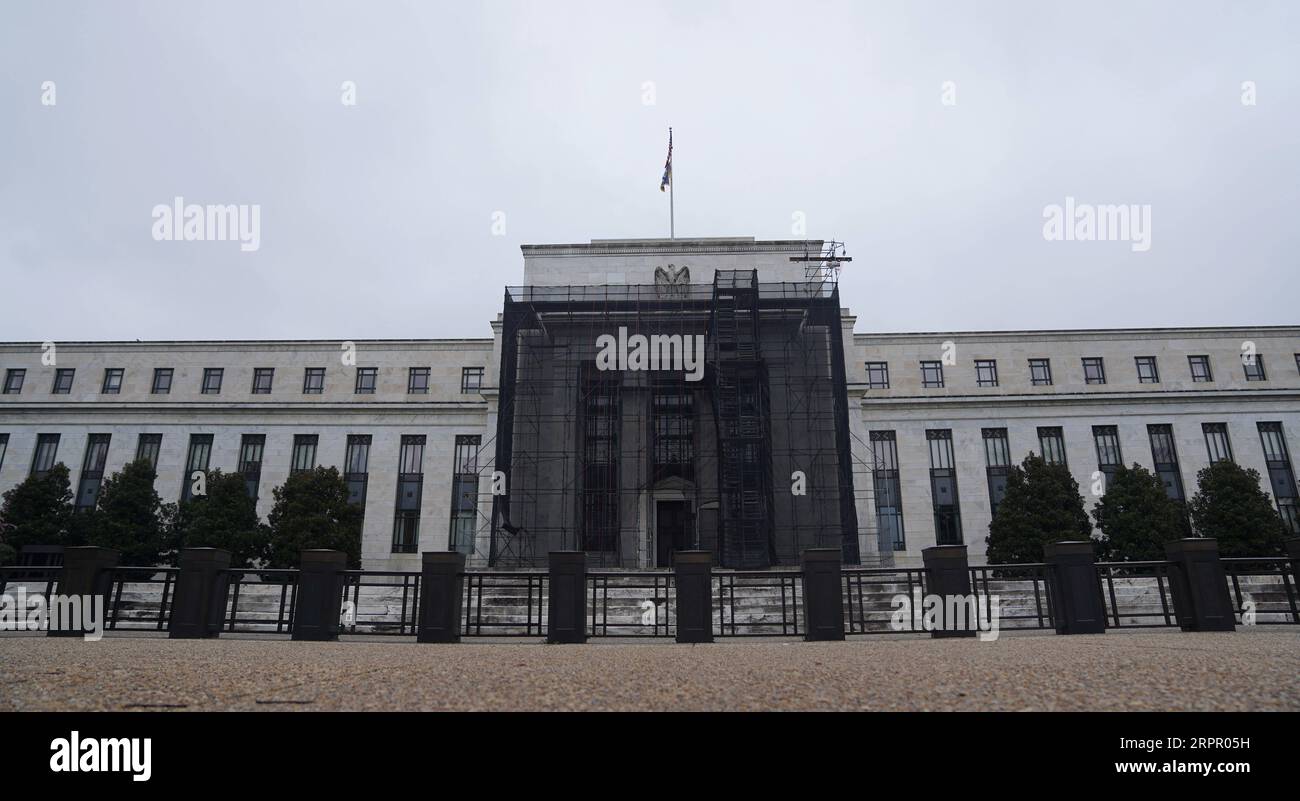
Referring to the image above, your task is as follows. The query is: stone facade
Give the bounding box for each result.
[1,237,1297,569]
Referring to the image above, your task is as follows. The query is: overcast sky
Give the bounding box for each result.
[1,1,1296,341]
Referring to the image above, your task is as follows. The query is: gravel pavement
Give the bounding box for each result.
[1,628,1296,711]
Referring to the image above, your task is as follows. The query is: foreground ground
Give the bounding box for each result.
[1,628,1296,711]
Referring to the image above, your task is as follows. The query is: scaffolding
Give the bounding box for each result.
[485,270,861,569]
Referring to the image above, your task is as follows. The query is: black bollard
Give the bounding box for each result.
[921,545,976,638]
[291,549,348,642]
[1164,538,1235,632]
[801,548,845,641]
[1043,541,1106,635]
[673,551,713,643]
[547,551,587,643]
[168,547,232,639]
[48,546,119,638]
[417,551,466,643]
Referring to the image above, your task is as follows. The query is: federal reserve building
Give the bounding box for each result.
[1,236,1297,571]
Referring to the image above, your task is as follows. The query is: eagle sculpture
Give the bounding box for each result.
[653,264,690,297]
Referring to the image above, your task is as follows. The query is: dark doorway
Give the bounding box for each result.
[656,501,692,567]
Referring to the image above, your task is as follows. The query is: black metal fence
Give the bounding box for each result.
[5,553,1297,640]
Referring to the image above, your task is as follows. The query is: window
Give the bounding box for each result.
[0,433,7,473]
[100,368,124,394]
[181,434,213,502]
[1135,356,1159,384]
[870,431,905,551]
[1202,423,1233,464]
[3,368,24,394]
[201,368,223,394]
[1082,357,1106,385]
[1028,359,1052,386]
[865,361,890,390]
[1243,354,1266,382]
[926,430,962,545]
[135,434,162,471]
[30,434,60,478]
[1147,424,1186,504]
[975,360,998,388]
[392,435,426,553]
[920,361,944,389]
[460,367,484,394]
[238,434,266,499]
[291,434,318,473]
[581,368,620,552]
[76,434,111,510]
[983,428,1011,515]
[151,368,173,395]
[652,384,694,482]
[449,435,482,554]
[407,367,430,394]
[302,368,325,395]
[251,368,274,394]
[354,368,377,395]
[1092,425,1122,489]
[52,368,75,394]
[1258,423,1299,534]
[1188,355,1213,383]
[1038,426,1067,466]
[344,435,372,508]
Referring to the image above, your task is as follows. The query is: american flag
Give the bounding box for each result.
[659,128,672,192]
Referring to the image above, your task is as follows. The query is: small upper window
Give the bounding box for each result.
[3,368,26,394]
[1188,355,1213,383]
[151,368,173,395]
[303,368,326,394]
[865,361,889,390]
[101,368,124,394]
[920,361,944,389]
[1135,356,1159,384]
[460,367,484,394]
[974,359,998,388]
[1243,354,1267,382]
[52,368,75,394]
[1028,358,1052,386]
[201,368,224,394]
[408,367,431,394]
[252,368,274,394]
[355,367,378,394]
[1082,357,1106,385]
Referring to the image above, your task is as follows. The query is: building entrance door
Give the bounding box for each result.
[656,501,692,567]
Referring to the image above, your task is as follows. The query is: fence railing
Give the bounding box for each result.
[6,550,1297,640]
[1095,561,1177,628]
[106,567,178,631]
[1222,557,1300,625]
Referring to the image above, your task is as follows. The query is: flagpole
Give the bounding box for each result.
[669,128,675,239]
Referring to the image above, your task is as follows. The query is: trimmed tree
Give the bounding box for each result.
[170,469,268,567]
[265,467,363,568]
[1093,463,1188,561]
[0,463,77,556]
[986,453,1092,564]
[86,459,173,565]
[1188,460,1288,557]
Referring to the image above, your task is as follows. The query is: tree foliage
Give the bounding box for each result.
[170,469,268,567]
[85,459,174,565]
[265,467,363,568]
[1188,460,1287,557]
[0,464,76,557]
[986,453,1093,564]
[1093,463,1188,561]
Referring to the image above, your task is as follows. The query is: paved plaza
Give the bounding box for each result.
[1,628,1296,712]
